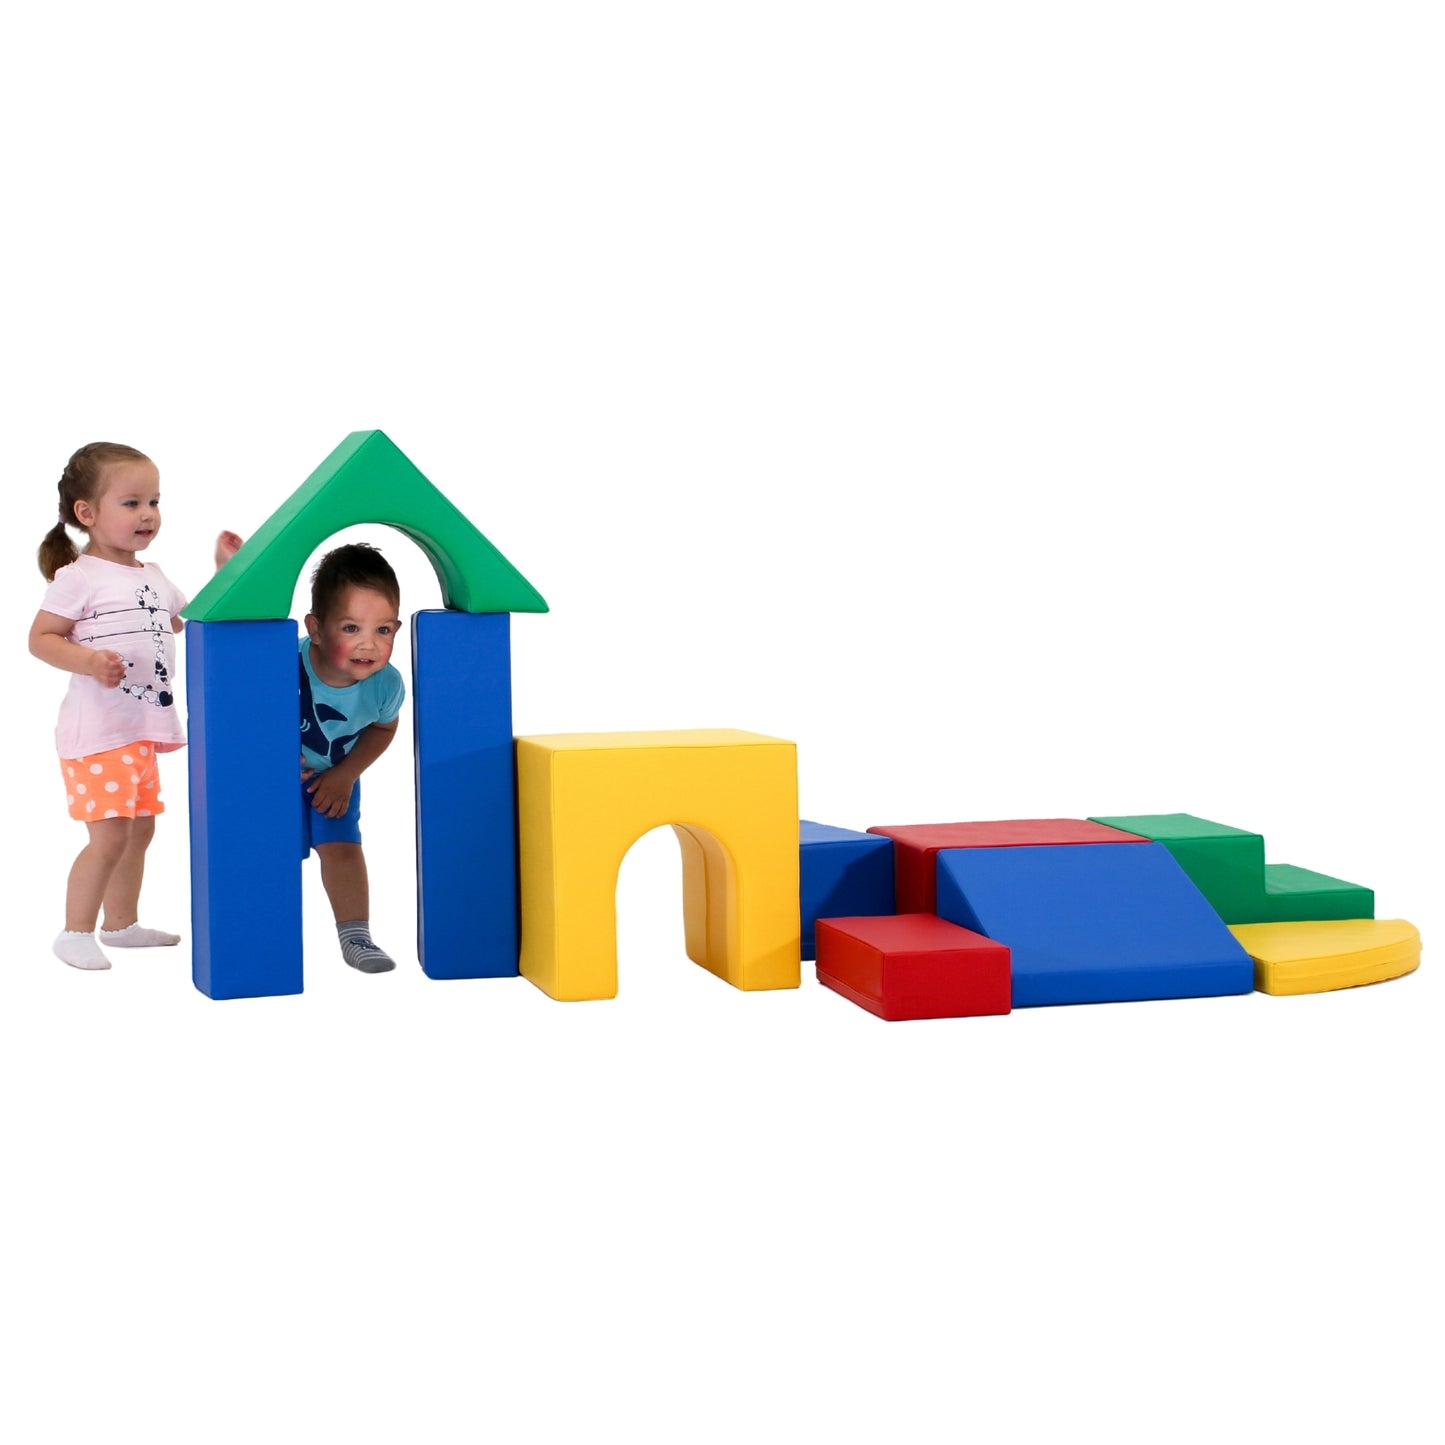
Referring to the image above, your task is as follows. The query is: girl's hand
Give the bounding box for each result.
[300,754,315,783]
[88,650,127,688]
[215,531,244,569]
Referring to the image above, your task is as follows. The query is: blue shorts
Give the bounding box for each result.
[301,776,363,857]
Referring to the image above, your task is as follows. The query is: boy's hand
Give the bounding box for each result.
[215,531,244,569]
[306,767,356,819]
[88,650,127,688]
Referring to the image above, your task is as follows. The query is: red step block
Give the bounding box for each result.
[815,913,1011,1022]
[866,818,1149,913]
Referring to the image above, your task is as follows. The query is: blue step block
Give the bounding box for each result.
[187,619,303,999]
[935,842,1253,1008]
[800,820,895,960]
[412,610,519,978]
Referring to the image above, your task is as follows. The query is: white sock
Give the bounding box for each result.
[54,931,111,971]
[99,922,181,948]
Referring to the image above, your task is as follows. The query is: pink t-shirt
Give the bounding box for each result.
[41,555,189,758]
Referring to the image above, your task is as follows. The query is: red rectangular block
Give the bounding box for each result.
[815,913,1011,1022]
[866,818,1148,912]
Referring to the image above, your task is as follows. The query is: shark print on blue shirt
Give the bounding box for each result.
[299,653,366,769]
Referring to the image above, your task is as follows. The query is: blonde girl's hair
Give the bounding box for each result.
[39,442,152,580]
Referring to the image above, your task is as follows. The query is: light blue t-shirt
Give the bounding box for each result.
[299,639,405,774]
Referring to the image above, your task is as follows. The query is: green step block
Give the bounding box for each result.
[1261,863,1374,923]
[1088,813,1373,925]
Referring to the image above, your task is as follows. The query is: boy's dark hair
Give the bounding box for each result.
[39,441,152,580]
[309,542,401,621]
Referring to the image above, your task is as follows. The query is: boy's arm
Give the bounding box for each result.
[333,718,399,781]
[304,719,399,818]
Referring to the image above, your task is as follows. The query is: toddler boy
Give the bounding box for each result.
[300,542,405,973]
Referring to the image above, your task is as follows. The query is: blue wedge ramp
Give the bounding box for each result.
[935,842,1253,1008]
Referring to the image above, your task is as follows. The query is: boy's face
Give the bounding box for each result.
[305,585,401,688]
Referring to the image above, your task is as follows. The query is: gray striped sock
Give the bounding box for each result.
[337,920,396,974]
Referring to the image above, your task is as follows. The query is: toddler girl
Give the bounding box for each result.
[28,441,241,970]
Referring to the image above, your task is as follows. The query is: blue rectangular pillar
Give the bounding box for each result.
[187,620,303,999]
[412,610,519,978]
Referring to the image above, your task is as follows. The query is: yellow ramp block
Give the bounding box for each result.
[1230,918,1421,996]
[516,729,800,1001]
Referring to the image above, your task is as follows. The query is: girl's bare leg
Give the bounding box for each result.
[56,818,132,969]
[100,815,155,932]
[94,815,180,946]
[65,818,133,933]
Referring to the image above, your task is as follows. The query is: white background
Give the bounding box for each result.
[3,4,1440,1441]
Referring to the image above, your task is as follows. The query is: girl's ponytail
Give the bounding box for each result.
[38,514,78,581]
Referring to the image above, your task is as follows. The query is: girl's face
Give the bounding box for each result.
[76,459,162,566]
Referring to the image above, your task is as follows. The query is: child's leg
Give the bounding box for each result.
[94,815,180,946]
[99,813,152,929]
[65,818,133,932]
[55,818,132,969]
[317,841,369,920]
[315,842,395,973]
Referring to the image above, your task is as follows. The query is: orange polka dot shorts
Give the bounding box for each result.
[59,743,166,822]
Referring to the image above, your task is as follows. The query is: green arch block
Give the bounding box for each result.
[184,430,548,620]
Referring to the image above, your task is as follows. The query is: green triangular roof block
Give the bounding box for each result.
[185,430,548,621]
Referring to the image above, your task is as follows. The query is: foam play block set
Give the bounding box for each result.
[169,429,1420,1018]
[815,913,1011,1021]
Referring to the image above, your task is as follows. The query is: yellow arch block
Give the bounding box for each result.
[1229,918,1421,996]
[516,730,800,1001]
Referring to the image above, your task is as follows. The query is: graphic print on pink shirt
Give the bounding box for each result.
[40,555,189,758]
[74,579,176,708]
